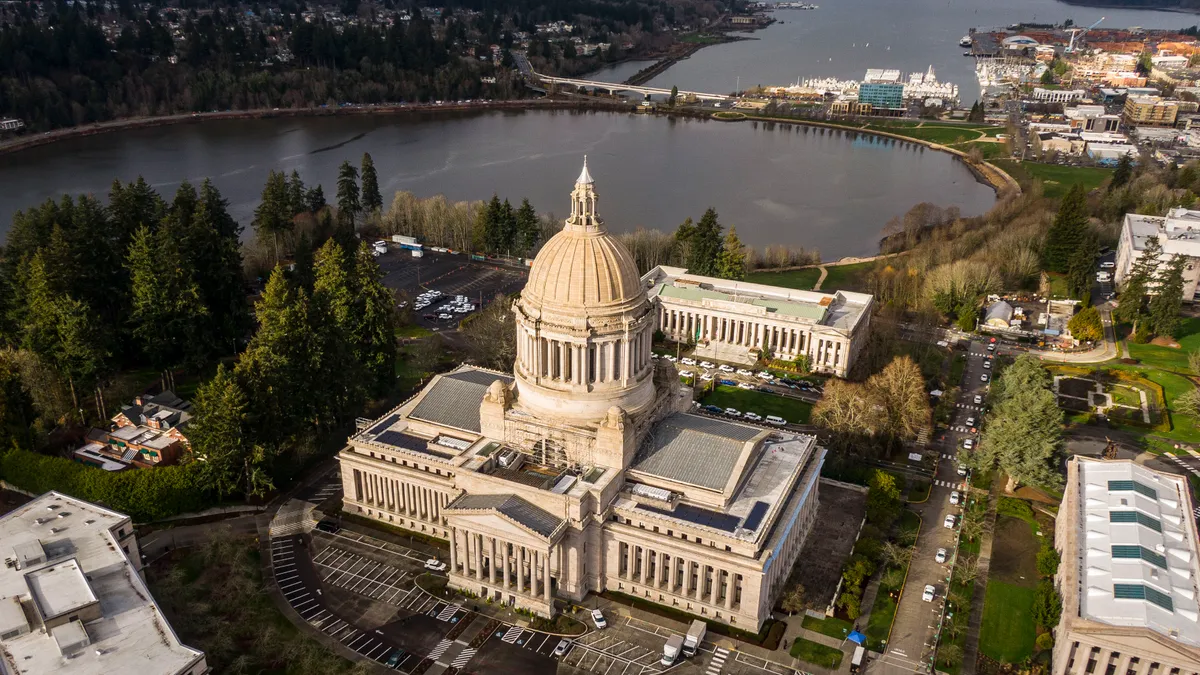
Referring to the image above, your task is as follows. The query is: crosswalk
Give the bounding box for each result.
[502,625,524,643]
[428,639,453,661]
[269,513,316,537]
[955,403,985,411]
[450,647,478,668]
[707,647,729,675]
[436,603,461,621]
[933,480,963,489]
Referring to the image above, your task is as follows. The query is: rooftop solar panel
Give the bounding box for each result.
[742,501,770,531]
[368,414,401,436]
[637,502,741,533]
[375,430,454,459]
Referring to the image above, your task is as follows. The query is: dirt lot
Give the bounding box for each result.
[788,481,869,608]
[989,516,1039,588]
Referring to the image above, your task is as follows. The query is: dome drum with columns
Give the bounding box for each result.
[511,158,658,424]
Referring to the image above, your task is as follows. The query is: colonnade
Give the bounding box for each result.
[657,306,845,370]
[617,540,740,611]
[517,327,652,386]
[1057,640,1194,675]
[350,468,449,524]
[449,526,553,602]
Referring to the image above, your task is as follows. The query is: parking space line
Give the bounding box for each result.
[347,634,371,650]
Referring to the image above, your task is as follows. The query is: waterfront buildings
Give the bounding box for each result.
[1033,88,1088,103]
[642,267,873,377]
[338,162,826,629]
[857,82,905,111]
[1116,208,1200,302]
[1124,96,1180,127]
[1053,458,1200,675]
[0,492,208,675]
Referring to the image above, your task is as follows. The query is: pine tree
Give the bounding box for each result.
[181,192,248,355]
[684,208,724,277]
[360,152,383,215]
[1114,235,1162,330]
[253,170,292,264]
[169,180,198,229]
[1110,154,1134,191]
[498,198,517,254]
[515,198,540,255]
[336,160,360,226]
[107,176,165,245]
[305,184,327,212]
[715,227,747,280]
[190,364,253,498]
[1043,183,1089,274]
[1149,254,1187,338]
[351,242,399,394]
[1065,233,1099,301]
[474,194,502,253]
[126,225,209,370]
[287,170,307,216]
[310,241,359,421]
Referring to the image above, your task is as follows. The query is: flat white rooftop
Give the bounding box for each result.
[1075,460,1200,646]
[0,492,206,675]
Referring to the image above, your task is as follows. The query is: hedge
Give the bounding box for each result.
[600,590,786,649]
[0,448,209,522]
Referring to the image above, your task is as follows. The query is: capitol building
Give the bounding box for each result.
[338,162,831,629]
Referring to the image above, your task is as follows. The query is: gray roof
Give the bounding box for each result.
[409,368,513,433]
[984,300,1014,323]
[631,413,764,491]
[447,493,563,537]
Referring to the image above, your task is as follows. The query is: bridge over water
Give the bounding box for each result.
[531,70,731,102]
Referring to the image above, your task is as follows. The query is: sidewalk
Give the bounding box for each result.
[959,481,1000,675]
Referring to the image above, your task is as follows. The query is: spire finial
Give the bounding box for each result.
[576,156,594,185]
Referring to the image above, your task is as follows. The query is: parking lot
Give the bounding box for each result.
[378,248,528,329]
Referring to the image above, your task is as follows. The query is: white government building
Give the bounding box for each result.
[338,161,833,629]
[1055,458,1200,675]
[0,492,208,675]
[1117,208,1200,302]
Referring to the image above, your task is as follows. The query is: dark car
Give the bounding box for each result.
[386,649,407,668]
[718,379,736,386]
[703,405,724,414]
[315,519,340,534]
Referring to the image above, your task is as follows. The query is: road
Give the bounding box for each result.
[874,339,991,675]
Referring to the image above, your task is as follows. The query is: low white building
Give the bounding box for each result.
[1034,88,1089,103]
[0,492,208,675]
[1116,207,1200,302]
[1066,105,1122,132]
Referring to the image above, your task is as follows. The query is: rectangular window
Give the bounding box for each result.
[1109,511,1163,532]
[1108,480,1158,499]
[1114,583,1175,611]
[1111,545,1168,569]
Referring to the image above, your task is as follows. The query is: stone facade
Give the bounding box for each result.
[338,162,826,630]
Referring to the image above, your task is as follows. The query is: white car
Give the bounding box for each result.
[438,313,454,320]
[944,515,957,529]
[983,360,991,370]
[650,353,660,360]
[765,415,787,426]
[957,464,968,477]
[973,394,983,404]
[744,412,763,422]
[718,364,734,373]
[963,438,974,450]
[757,371,774,380]
[935,548,948,564]
[736,368,753,376]
[700,373,714,381]
[950,491,961,505]
[679,370,694,378]
[922,585,936,602]
[681,358,697,366]
[664,355,678,362]
[699,361,716,369]
[591,609,607,629]
[1100,261,1115,269]
[424,559,447,572]
[965,417,976,428]
[737,382,755,390]
[553,639,572,657]
[987,343,995,352]
[724,408,742,418]
[980,373,989,383]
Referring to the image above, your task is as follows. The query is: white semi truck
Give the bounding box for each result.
[682,619,706,657]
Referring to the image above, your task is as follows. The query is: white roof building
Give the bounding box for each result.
[1054,458,1200,675]
[1116,208,1200,303]
[0,492,207,675]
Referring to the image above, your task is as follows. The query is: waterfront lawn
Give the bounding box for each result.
[801,615,853,640]
[702,385,813,424]
[1126,317,1200,373]
[882,125,981,145]
[954,140,1006,160]
[745,267,821,290]
[789,637,844,669]
[821,261,876,293]
[992,160,1112,199]
[979,582,1037,664]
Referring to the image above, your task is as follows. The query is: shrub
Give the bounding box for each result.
[1037,543,1061,578]
[1035,631,1055,652]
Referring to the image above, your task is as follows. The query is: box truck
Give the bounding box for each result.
[682,620,706,657]
[661,634,684,666]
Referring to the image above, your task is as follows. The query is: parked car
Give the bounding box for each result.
[973,394,983,405]
[679,370,694,379]
[944,515,957,529]
[987,343,995,352]
[724,408,742,417]
[1100,261,1115,269]
[554,640,572,657]
[386,649,407,668]
[718,364,734,372]
[425,559,447,572]
[315,519,340,534]
[718,379,737,386]
[700,373,714,381]
[737,382,755,390]
[983,360,991,370]
[591,609,607,629]
[965,417,976,428]
[703,405,724,414]
[765,415,787,426]
[681,358,697,366]
[963,439,975,450]
[744,412,763,422]
[922,585,936,602]
[950,491,961,505]
[699,361,716,369]
[957,464,968,477]
[980,373,989,383]
[736,369,753,376]
[650,353,660,360]
[935,548,948,564]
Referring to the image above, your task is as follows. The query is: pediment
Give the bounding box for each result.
[446,511,550,547]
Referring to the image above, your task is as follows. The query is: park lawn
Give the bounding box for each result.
[396,324,434,339]
[1108,384,1143,408]
[881,125,982,144]
[864,593,896,651]
[821,261,877,293]
[1127,317,1200,373]
[745,267,821,290]
[801,615,853,640]
[1106,364,1200,446]
[954,140,1006,160]
[1043,272,1071,299]
[789,637,844,669]
[978,582,1037,664]
[992,160,1112,199]
[702,385,813,424]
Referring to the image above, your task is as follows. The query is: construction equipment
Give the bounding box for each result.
[1066,17,1105,53]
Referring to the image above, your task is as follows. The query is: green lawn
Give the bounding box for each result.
[954,140,1007,160]
[801,615,853,640]
[396,324,434,339]
[1108,384,1143,408]
[1043,272,1071,299]
[1105,363,1200,446]
[1127,317,1200,372]
[949,353,967,387]
[978,582,1037,664]
[864,593,897,651]
[745,267,821,290]
[702,385,813,424]
[992,160,1112,199]
[789,637,844,669]
[820,261,877,293]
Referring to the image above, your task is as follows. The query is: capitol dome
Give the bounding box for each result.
[510,158,658,425]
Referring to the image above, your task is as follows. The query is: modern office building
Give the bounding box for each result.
[1053,458,1200,675]
[0,492,208,675]
[1116,207,1200,302]
[1124,96,1180,127]
[642,267,873,376]
[857,82,904,110]
[338,162,825,630]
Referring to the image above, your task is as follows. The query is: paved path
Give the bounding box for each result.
[959,481,1000,675]
[140,516,259,559]
[813,266,829,291]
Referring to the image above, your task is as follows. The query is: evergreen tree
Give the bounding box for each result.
[291,231,316,292]
[360,152,383,215]
[253,170,292,263]
[351,242,399,394]
[168,180,198,229]
[107,176,165,245]
[681,208,724,277]
[498,198,517,254]
[287,170,307,217]
[515,198,541,256]
[978,354,1063,491]
[189,364,256,498]
[1043,183,1089,274]
[1114,235,1162,330]
[1065,232,1099,301]
[181,191,248,355]
[125,224,209,370]
[336,160,360,226]
[715,227,747,280]
[310,241,359,421]
[305,184,327,212]
[1110,154,1134,191]
[1149,254,1187,338]
[474,194,503,253]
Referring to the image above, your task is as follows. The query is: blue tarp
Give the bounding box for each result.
[848,631,866,645]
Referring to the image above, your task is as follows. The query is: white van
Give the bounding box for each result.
[765,415,787,426]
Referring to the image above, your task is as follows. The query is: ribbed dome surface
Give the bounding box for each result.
[523,228,644,310]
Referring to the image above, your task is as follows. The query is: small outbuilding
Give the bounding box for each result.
[984,300,1015,328]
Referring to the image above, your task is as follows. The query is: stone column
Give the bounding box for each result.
[670,555,680,592]
[543,550,552,600]
[502,541,511,589]
[449,527,458,573]
[519,546,527,593]
[625,543,635,578]
[490,537,498,584]
[475,533,484,580]
[726,571,736,609]
[640,547,651,584]
[657,551,667,586]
